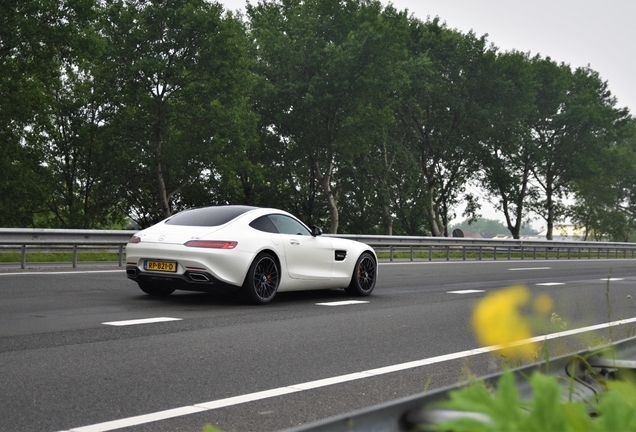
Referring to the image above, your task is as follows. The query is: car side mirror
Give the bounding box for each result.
[311,226,323,237]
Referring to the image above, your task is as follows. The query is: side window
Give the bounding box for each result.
[268,215,311,236]
[249,216,278,233]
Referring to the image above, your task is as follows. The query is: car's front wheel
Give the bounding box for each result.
[345,252,376,296]
[242,253,280,305]
[138,282,176,296]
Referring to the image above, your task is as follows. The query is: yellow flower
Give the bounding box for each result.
[471,285,535,360]
[533,294,553,315]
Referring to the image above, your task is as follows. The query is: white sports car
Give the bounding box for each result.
[125,206,378,304]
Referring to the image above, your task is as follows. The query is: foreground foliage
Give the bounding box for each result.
[430,369,636,432]
[427,285,636,431]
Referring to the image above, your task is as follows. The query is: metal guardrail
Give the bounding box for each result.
[283,336,636,432]
[328,234,636,262]
[0,228,134,269]
[0,229,635,269]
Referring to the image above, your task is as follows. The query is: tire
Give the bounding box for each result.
[138,282,176,296]
[242,253,280,305]
[345,252,376,296]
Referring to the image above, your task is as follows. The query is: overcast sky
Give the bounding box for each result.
[221,0,635,113]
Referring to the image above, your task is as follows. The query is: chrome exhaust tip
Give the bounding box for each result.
[189,273,210,282]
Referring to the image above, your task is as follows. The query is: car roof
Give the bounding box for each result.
[164,205,296,227]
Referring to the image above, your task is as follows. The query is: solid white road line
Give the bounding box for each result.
[102,317,182,326]
[62,315,636,432]
[315,300,370,306]
[536,283,565,286]
[0,270,124,276]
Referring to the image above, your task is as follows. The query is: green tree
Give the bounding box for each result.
[395,19,491,236]
[0,0,96,226]
[476,51,538,239]
[28,56,128,228]
[568,122,636,241]
[527,59,631,240]
[98,0,256,227]
[339,6,410,235]
[248,0,409,233]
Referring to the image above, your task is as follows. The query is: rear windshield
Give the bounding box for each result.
[165,206,256,227]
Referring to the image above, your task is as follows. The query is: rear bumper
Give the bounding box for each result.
[126,266,241,293]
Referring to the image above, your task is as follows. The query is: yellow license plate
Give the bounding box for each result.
[144,260,177,272]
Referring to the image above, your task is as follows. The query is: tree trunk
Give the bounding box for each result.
[382,203,393,235]
[153,129,170,219]
[313,158,339,234]
[423,183,444,236]
[545,176,555,240]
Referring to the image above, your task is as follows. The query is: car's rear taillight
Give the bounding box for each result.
[184,240,238,249]
[128,236,141,244]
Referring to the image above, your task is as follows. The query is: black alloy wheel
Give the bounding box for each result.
[345,252,376,296]
[243,253,280,304]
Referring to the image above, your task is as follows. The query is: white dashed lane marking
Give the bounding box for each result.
[508,267,552,271]
[447,290,486,294]
[102,317,183,326]
[536,283,565,286]
[315,300,369,306]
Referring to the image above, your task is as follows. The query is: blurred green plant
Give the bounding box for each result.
[428,368,636,432]
[424,284,636,431]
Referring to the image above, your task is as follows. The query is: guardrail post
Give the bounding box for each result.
[428,246,432,261]
[521,247,524,260]
[118,244,124,266]
[446,246,450,261]
[21,244,26,269]
[557,248,560,259]
[493,246,497,261]
[533,247,537,259]
[478,246,482,261]
[72,244,78,268]
[462,246,466,261]
[507,247,511,260]
[390,246,393,262]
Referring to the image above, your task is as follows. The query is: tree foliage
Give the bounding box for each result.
[0,0,633,238]
[0,0,97,226]
[96,0,256,226]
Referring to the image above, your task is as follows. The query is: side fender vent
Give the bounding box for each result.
[335,250,347,261]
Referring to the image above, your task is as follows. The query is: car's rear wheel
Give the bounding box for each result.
[242,253,280,305]
[345,252,376,296]
[138,281,176,296]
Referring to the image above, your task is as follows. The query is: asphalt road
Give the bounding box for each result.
[1,259,635,432]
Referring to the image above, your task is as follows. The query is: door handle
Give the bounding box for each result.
[290,239,300,245]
